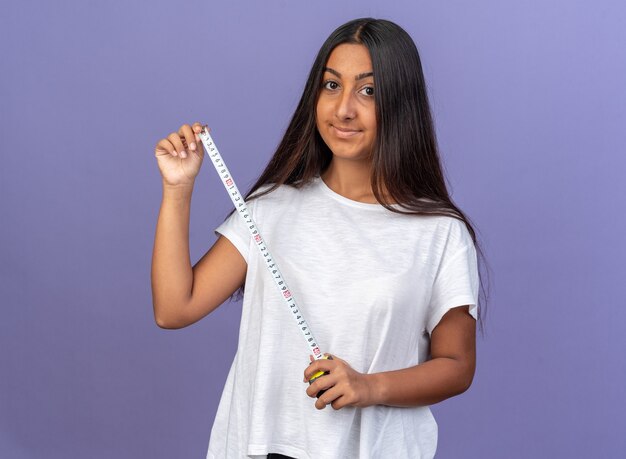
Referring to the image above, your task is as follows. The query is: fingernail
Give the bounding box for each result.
[180,151,187,158]
[190,142,196,151]
[172,150,178,157]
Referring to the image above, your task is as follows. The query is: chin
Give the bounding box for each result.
[319,132,372,161]
[330,149,371,162]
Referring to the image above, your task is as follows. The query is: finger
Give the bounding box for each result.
[192,122,206,133]
[330,394,349,411]
[315,386,341,410]
[155,139,177,157]
[192,122,208,142]
[306,379,329,398]
[304,360,336,382]
[179,124,197,152]
[167,132,186,158]
[306,373,337,398]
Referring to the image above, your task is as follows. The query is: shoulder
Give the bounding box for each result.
[430,215,475,252]
[248,179,316,207]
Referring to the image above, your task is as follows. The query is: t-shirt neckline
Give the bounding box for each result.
[314,175,400,211]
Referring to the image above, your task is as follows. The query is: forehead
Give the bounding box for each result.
[325,44,373,75]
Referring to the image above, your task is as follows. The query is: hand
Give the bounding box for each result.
[303,354,376,410]
[154,122,206,187]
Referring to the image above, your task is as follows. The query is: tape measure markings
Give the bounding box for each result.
[198,128,324,361]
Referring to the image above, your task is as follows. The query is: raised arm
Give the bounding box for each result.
[150,122,247,329]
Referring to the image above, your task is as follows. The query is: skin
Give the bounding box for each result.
[152,123,248,331]
[151,44,476,412]
[316,44,378,203]
[304,44,477,410]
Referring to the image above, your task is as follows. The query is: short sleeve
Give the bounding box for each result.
[214,208,252,263]
[426,222,480,335]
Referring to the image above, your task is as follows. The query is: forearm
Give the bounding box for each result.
[367,357,474,407]
[151,183,195,327]
[305,309,476,410]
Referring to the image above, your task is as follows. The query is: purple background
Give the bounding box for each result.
[2,1,625,457]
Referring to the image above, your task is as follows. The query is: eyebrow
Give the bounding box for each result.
[323,67,374,81]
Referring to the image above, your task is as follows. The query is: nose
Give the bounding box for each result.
[335,90,356,121]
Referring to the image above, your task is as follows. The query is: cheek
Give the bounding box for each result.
[367,115,377,138]
[315,109,329,144]
[315,102,324,129]
[316,100,330,121]
[368,111,378,137]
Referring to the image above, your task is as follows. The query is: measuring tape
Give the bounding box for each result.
[198,127,328,373]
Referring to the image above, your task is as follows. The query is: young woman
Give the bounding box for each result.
[152,18,486,459]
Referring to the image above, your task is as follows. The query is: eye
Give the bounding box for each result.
[323,80,339,90]
[359,86,375,97]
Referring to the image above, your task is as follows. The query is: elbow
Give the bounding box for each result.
[458,376,473,395]
[457,365,475,394]
[153,302,186,330]
[155,316,180,329]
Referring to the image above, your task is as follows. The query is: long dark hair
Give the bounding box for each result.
[231,18,490,334]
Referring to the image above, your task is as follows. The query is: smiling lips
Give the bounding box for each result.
[331,125,362,138]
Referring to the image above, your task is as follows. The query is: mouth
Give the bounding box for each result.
[331,125,362,138]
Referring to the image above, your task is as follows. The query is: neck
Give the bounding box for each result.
[320,158,380,204]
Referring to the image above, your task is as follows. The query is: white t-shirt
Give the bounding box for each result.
[206,175,479,459]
